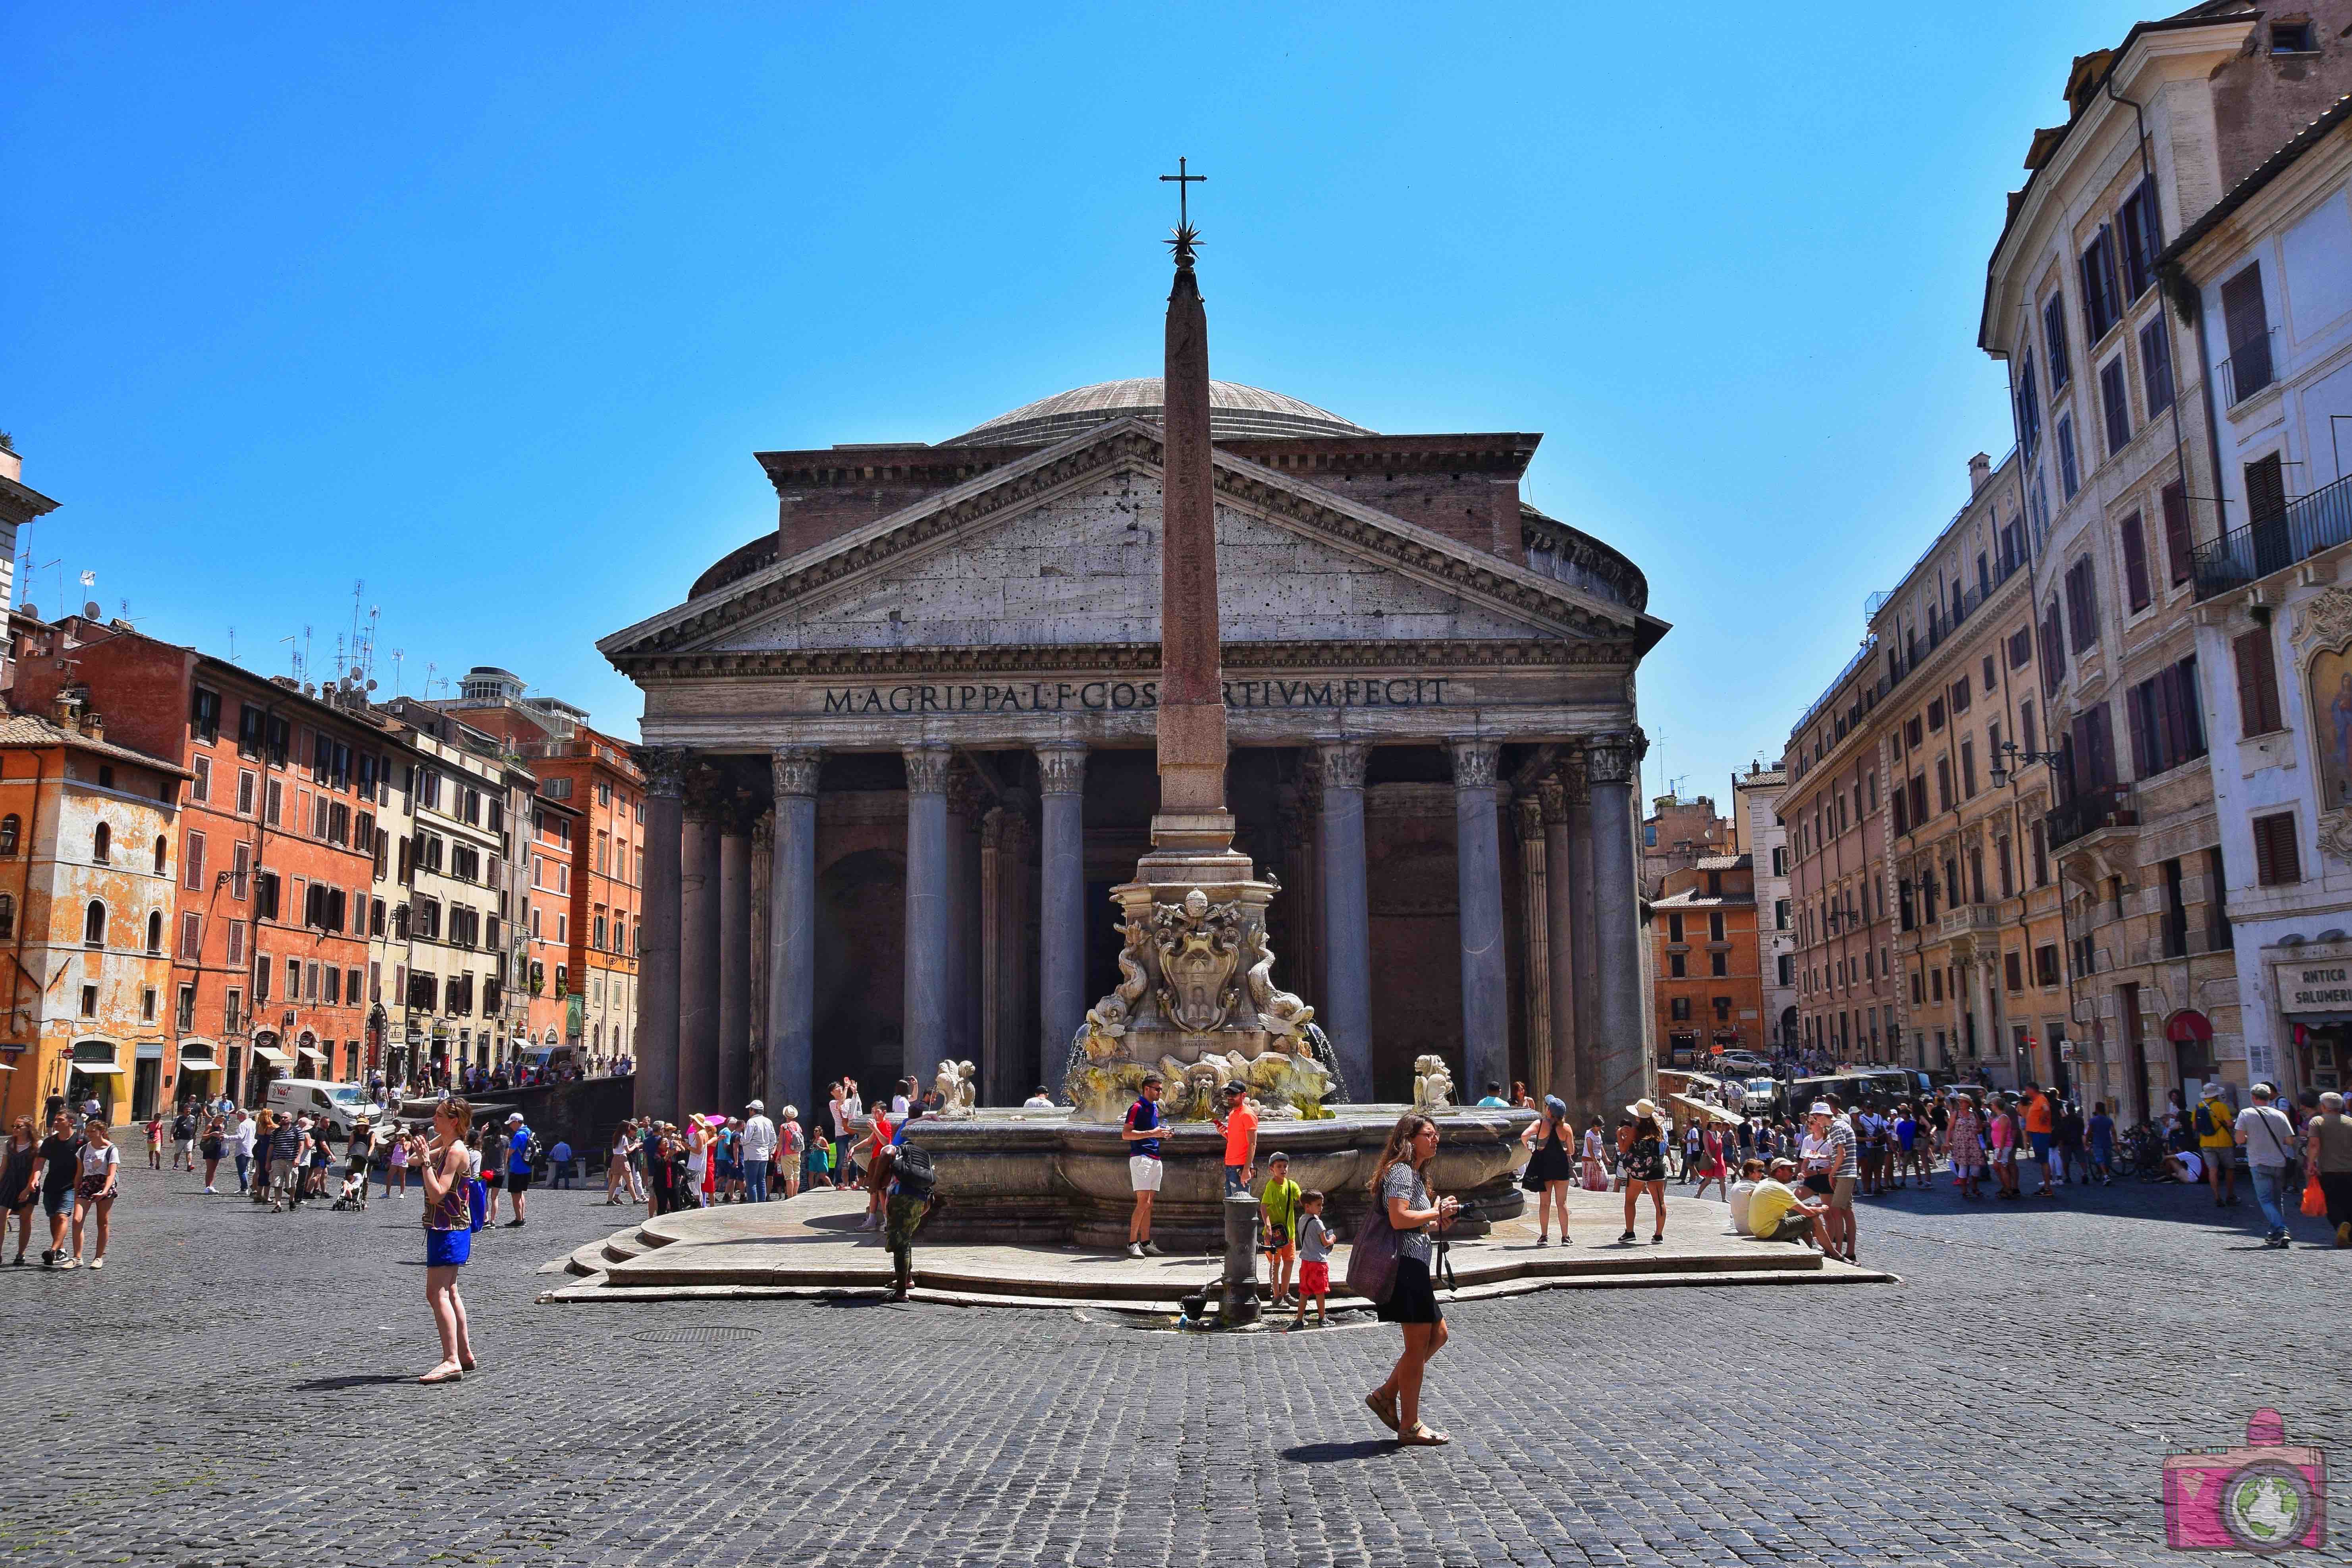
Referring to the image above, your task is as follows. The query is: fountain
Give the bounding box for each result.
[907,191,1532,1251]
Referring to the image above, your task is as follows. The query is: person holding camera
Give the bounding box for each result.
[410,1099,478,1384]
[1364,1113,1458,1447]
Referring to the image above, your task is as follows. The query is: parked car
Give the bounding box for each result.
[1715,1051,1773,1074]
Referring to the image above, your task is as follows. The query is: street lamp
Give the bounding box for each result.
[1988,739,2063,790]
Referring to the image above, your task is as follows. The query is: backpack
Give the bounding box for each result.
[892,1142,937,1199]
[2193,1101,2216,1138]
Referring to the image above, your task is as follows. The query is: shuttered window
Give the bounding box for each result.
[2100,357,2132,458]
[2234,629,2284,736]
[2126,658,2206,776]
[2221,263,2273,401]
[2064,557,2100,653]
[2141,320,2175,417]
[2005,951,2024,992]
[2081,228,2123,339]
[2017,353,2042,460]
[2252,812,2301,886]
[178,910,201,960]
[2120,512,2151,611]
[2040,598,2067,696]
[2119,182,2162,299]
[2245,452,2288,525]
[2160,481,2193,587]
[183,831,205,891]
[2043,294,2072,388]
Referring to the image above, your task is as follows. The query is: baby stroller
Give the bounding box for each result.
[331,1169,369,1211]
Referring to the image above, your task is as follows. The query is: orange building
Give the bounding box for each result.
[521,793,580,1053]
[0,700,191,1127]
[1650,853,1764,1070]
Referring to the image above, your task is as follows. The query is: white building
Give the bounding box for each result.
[1733,762,1797,1051]
[2171,93,2352,1101]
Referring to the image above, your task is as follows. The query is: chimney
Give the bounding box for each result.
[1967,451,1993,496]
[81,711,104,744]
[52,689,77,729]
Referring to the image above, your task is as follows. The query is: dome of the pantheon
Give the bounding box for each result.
[943,378,1371,447]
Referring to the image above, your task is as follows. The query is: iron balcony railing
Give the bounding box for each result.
[2219,326,2279,408]
[2192,470,2352,600]
[2045,783,2136,852]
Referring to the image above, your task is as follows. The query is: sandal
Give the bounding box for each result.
[1398,1424,1452,1446]
[458,1356,477,1372]
[1364,1392,1400,1433]
[418,1365,464,1385]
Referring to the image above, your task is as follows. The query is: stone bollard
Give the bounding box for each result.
[1220,1188,1261,1326]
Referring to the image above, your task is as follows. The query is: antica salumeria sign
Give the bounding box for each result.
[2283,962,2352,1013]
[817,676,1456,716]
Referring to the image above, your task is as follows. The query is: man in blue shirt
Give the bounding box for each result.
[1121,1073,1167,1259]
[1475,1081,1510,1108]
[503,1113,534,1227]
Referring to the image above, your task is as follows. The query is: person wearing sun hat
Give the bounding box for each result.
[1618,1098,1669,1244]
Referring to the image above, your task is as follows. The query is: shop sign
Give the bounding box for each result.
[2281,963,2352,1014]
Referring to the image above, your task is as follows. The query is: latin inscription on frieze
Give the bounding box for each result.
[818,677,1452,715]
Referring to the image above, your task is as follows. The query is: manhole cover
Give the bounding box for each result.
[630,1326,762,1345]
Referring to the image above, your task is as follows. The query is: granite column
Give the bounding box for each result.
[902,745,953,1093]
[1037,745,1087,1078]
[1450,739,1509,1103]
[1315,741,1373,1100]
[634,748,688,1123]
[717,803,753,1115]
[1515,793,1552,1102]
[767,748,820,1128]
[678,780,723,1119]
[1540,770,1581,1118]
[1585,733,1648,1117]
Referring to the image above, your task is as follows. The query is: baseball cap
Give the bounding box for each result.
[507,1112,524,1124]
[1268,1151,1290,1164]
[746,1099,764,1111]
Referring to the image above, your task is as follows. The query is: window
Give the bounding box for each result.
[2272,19,2316,52]
[265,779,282,826]
[182,831,204,891]
[2042,293,2072,389]
[2080,226,2122,340]
[2064,557,2099,653]
[1777,955,1793,986]
[225,921,243,966]
[2253,812,2302,886]
[255,871,280,920]
[2056,412,2080,499]
[1710,951,1727,977]
[2099,357,2131,459]
[2120,512,2151,612]
[2021,700,2038,761]
[2034,945,2060,987]
[1772,846,1787,876]
[1961,739,1976,799]
[1670,997,1691,1022]
[2004,951,2023,992]
[324,966,340,1005]
[2126,657,2207,777]
[1936,757,1952,812]
[1669,913,1684,943]
[189,686,221,744]
[1910,971,1923,1005]
[92,822,110,864]
[305,960,320,1001]
[1774,897,1790,930]
[144,909,162,954]
[236,769,256,816]
[2206,846,2232,949]
[79,985,96,1019]
[2246,451,2288,533]
[2119,181,2163,299]
[177,909,200,959]
[2017,352,2042,461]
[83,900,105,946]
[1928,699,1945,732]
[2221,263,2274,402]
[2140,319,2175,418]
[2032,820,2049,886]
[2162,857,2189,959]
[1931,969,1944,1003]
[1951,678,1970,716]
[191,755,211,803]
[0,815,16,856]
[266,715,290,767]
[2233,629,2285,736]
[0,895,13,940]
[237,704,265,759]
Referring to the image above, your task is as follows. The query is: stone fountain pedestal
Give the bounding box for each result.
[908,1104,1533,1252]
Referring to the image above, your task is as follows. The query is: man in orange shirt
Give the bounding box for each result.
[1214,1083,1259,1196]
[2021,1084,2057,1198]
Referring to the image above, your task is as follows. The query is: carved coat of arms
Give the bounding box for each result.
[1151,887,1245,1033]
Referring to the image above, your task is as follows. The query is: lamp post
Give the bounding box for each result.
[1986,740,2063,791]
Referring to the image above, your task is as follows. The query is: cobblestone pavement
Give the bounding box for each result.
[6,1159,2344,1567]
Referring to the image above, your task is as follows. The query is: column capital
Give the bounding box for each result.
[947,762,989,822]
[1035,743,1087,796]
[1316,741,1370,791]
[1538,773,1570,824]
[902,744,952,796]
[640,746,692,799]
[1513,792,1545,843]
[682,766,733,823]
[751,813,775,852]
[1448,737,1502,791]
[770,746,821,799]
[1583,731,1643,787]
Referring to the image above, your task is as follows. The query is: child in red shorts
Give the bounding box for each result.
[1290,1190,1336,1329]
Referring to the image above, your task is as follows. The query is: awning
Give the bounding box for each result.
[297,1045,326,1063]
[70,1063,127,1076]
[2166,1010,2214,1044]
[251,1046,292,1067]
[176,1061,222,1075]
[1668,1092,1745,1126]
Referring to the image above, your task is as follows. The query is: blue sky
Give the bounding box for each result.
[5,2,2157,806]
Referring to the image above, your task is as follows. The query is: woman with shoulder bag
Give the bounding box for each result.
[199,1117,226,1194]
[1619,1100,1669,1243]
[1361,1113,1458,1447]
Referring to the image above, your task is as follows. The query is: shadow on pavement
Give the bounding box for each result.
[293,1373,415,1391]
[1280,1439,1394,1464]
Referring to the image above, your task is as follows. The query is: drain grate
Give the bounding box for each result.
[630,1325,762,1345]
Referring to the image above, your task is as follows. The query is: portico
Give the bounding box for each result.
[603,382,1666,1127]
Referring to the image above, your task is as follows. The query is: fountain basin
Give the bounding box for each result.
[905,1105,1535,1252]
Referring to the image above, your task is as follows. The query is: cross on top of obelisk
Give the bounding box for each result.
[1160,156,1204,266]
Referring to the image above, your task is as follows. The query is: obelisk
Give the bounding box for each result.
[1150,211,1235,857]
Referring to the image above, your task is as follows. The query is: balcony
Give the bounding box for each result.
[2045,783,2136,852]
[2192,470,2352,600]
[1937,904,2003,939]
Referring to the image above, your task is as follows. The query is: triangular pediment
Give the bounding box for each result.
[600,418,1658,667]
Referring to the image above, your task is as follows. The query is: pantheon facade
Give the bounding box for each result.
[600,378,1667,1124]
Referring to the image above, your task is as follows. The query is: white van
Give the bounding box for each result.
[264,1078,379,1136]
